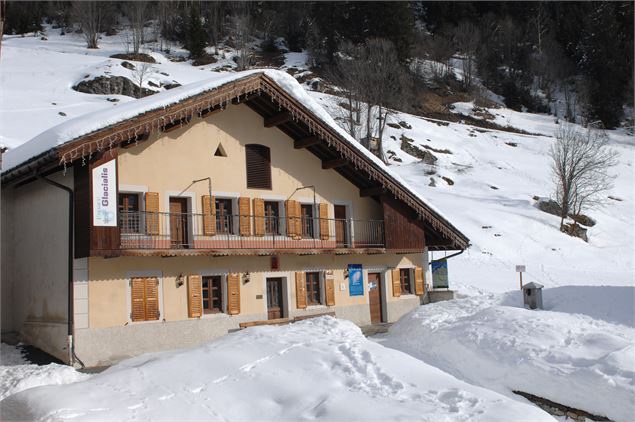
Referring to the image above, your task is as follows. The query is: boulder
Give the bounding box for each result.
[536,199,562,217]
[562,223,588,242]
[73,76,155,98]
[570,213,596,227]
[110,53,156,63]
[120,61,135,70]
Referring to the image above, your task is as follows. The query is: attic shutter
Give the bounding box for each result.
[239,197,251,236]
[246,144,272,189]
[319,203,330,240]
[325,274,335,306]
[145,192,160,235]
[253,198,265,236]
[227,273,241,315]
[188,275,203,318]
[201,195,216,236]
[414,267,425,296]
[130,278,146,321]
[295,271,307,309]
[145,277,160,320]
[285,200,298,237]
[391,269,401,298]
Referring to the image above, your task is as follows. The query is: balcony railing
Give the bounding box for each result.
[118,211,385,250]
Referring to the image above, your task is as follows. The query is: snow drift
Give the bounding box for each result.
[382,286,635,422]
[1,317,553,421]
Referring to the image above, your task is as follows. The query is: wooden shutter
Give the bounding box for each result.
[201,195,216,236]
[145,277,160,320]
[188,275,203,318]
[246,144,272,189]
[325,274,335,306]
[239,197,251,236]
[130,277,146,321]
[227,273,241,315]
[253,198,265,236]
[293,201,302,239]
[414,267,425,296]
[391,269,401,297]
[285,200,297,237]
[295,271,307,309]
[319,203,330,240]
[145,192,160,235]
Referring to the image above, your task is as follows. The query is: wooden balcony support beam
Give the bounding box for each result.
[264,111,292,128]
[360,186,386,197]
[294,136,321,149]
[322,158,348,169]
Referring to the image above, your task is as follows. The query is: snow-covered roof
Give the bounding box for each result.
[1,69,468,248]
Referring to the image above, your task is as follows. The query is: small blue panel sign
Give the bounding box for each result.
[431,259,449,289]
[348,264,364,296]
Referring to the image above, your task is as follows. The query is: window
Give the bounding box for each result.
[301,204,314,238]
[306,271,322,305]
[399,269,412,294]
[264,201,280,234]
[202,276,223,313]
[246,144,272,189]
[215,198,233,234]
[119,193,140,233]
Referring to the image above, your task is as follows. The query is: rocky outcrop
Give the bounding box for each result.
[73,76,155,98]
[110,53,156,63]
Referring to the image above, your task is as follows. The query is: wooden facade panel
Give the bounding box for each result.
[74,161,90,258]
[227,273,241,315]
[295,271,307,309]
[381,195,426,251]
[201,195,216,236]
[188,275,203,318]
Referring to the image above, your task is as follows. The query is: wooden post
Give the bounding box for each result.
[519,271,523,290]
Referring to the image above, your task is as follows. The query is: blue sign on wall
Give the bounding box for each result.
[348,264,364,296]
[431,259,449,289]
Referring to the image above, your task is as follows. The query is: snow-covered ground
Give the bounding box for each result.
[0,344,87,402]
[381,286,635,422]
[1,317,554,421]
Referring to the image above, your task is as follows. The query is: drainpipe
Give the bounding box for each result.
[36,173,85,368]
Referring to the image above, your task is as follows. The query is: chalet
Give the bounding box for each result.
[1,70,468,367]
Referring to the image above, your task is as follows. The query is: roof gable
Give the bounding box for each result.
[1,70,469,250]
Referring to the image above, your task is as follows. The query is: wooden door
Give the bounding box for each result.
[368,272,383,324]
[169,197,189,248]
[334,205,347,247]
[266,278,284,319]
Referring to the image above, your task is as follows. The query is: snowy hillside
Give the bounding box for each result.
[2,27,633,293]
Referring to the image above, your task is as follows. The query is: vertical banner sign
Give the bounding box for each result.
[431,259,449,289]
[348,264,364,296]
[92,159,117,226]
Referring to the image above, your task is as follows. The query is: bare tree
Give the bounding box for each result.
[453,21,480,89]
[124,1,148,55]
[72,1,109,49]
[231,3,253,70]
[550,124,618,233]
[131,62,155,98]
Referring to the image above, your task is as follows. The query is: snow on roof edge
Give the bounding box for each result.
[2,68,468,246]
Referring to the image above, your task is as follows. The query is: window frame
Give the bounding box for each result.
[245,144,272,190]
[399,268,413,295]
[305,271,323,306]
[215,197,234,234]
[202,275,225,314]
[300,203,315,239]
[126,271,164,324]
[119,192,141,234]
[264,200,281,235]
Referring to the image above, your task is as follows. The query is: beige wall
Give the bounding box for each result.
[117,103,382,221]
[1,170,73,362]
[87,252,425,329]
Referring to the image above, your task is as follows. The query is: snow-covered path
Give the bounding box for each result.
[1,317,554,421]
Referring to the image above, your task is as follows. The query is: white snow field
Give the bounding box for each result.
[0,344,88,402]
[1,317,554,421]
[381,286,635,422]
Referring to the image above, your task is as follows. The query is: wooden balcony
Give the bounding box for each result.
[108,211,387,256]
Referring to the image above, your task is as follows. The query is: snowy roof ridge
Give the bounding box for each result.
[2,68,468,248]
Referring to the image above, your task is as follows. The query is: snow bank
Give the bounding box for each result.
[1,317,552,421]
[383,287,635,422]
[0,344,88,402]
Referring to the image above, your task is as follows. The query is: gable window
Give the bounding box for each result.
[215,198,233,234]
[301,204,314,238]
[246,144,272,189]
[119,193,140,233]
[202,275,224,313]
[264,201,280,234]
[399,269,412,294]
[305,271,322,305]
